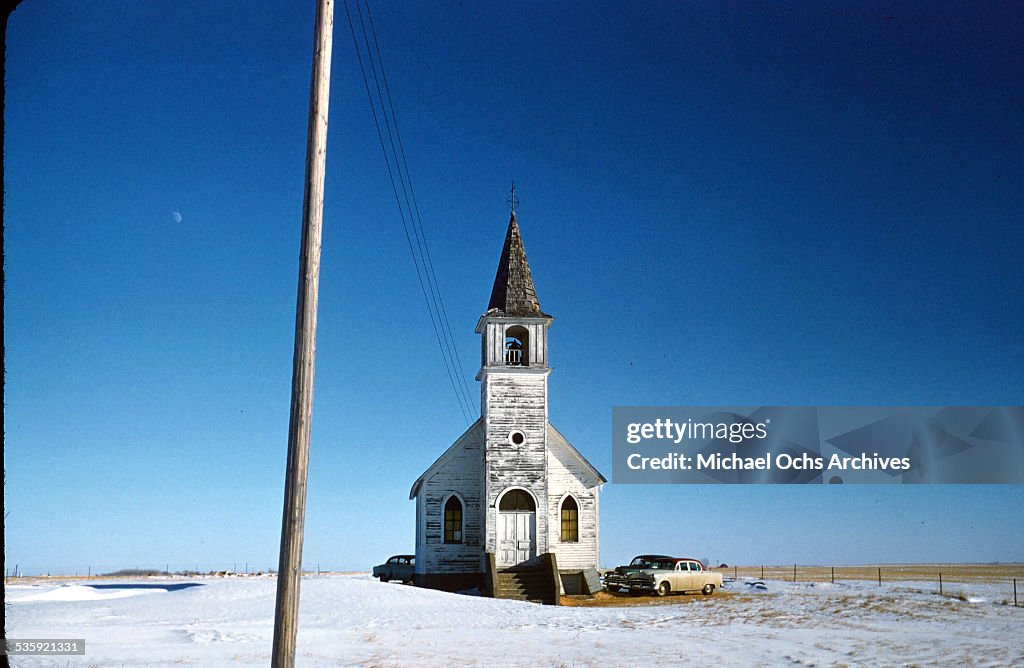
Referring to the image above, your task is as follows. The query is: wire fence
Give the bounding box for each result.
[718,564,1024,606]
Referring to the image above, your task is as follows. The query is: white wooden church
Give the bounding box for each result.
[409,208,605,601]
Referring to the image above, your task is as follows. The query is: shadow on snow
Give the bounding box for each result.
[87,583,205,591]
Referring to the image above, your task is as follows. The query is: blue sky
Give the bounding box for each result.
[5,1,1023,574]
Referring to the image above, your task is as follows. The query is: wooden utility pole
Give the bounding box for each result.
[271,0,334,666]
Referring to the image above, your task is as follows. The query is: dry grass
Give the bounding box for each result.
[713,563,1024,584]
[562,563,1024,608]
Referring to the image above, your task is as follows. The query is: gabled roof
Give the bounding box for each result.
[547,423,608,486]
[409,419,484,499]
[487,212,550,318]
[409,419,605,499]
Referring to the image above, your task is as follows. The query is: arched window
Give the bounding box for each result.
[498,489,535,512]
[505,325,529,367]
[560,496,579,543]
[444,496,463,544]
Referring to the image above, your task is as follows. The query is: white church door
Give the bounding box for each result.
[497,489,537,567]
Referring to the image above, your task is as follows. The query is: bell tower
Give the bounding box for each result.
[475,206,554,560]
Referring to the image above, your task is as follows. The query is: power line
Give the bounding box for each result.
[343,0,476,424]
[362,0,476,408]
[351,0,469,409]
[343,0,471,423]
[348,0,477,422]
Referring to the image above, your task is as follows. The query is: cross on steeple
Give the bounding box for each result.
[505,181,519,215]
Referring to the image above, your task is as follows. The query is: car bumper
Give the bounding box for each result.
[627,579,657,592]
[603,577,628,590]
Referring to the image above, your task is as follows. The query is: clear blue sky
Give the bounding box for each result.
[5,1,1022,574]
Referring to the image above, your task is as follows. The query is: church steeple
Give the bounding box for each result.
[410,187,605,589]
[486,212,549,318]
[475,202,554,378]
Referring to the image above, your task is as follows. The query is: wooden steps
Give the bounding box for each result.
[495,566,556,605]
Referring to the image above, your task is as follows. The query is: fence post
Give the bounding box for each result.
[1014,578,1017,607]
[761,565,764,579]
[793,564,797,582]
[878,568,881,586]
[939,572,943,596]
[831,566,835,584]
[734,565,737,580]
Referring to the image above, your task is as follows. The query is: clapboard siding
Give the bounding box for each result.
[412,373,605,578]
[483,371,549,553]
[547,425,602,570]
[413,421,485,575]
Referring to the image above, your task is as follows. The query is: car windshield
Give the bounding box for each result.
[629,557,651,567]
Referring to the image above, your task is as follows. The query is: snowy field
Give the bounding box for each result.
[6,573,1023,667]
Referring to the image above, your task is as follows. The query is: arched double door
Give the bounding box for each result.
[497,488,536,567]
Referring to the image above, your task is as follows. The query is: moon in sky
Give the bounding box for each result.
[172,211,183,223]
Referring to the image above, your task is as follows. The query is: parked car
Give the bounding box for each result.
[603,554,674,591]
[627,557,722,596]
[372,555,415,584]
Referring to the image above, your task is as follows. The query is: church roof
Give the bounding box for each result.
[408,419,606,500]
[548,423,607,486]
[409,419,484,500]
[486,212,550,318]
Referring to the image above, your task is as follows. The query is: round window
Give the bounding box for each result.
[509,430,526,446]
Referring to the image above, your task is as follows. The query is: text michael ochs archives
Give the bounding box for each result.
[623,417,910,473]
[611,407,1024,484]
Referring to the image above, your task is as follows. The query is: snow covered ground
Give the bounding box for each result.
[6,574,1023,666]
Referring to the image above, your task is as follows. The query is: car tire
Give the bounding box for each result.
[380,576,389,583]
[702,584,715,595]
[657,581,670,597]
